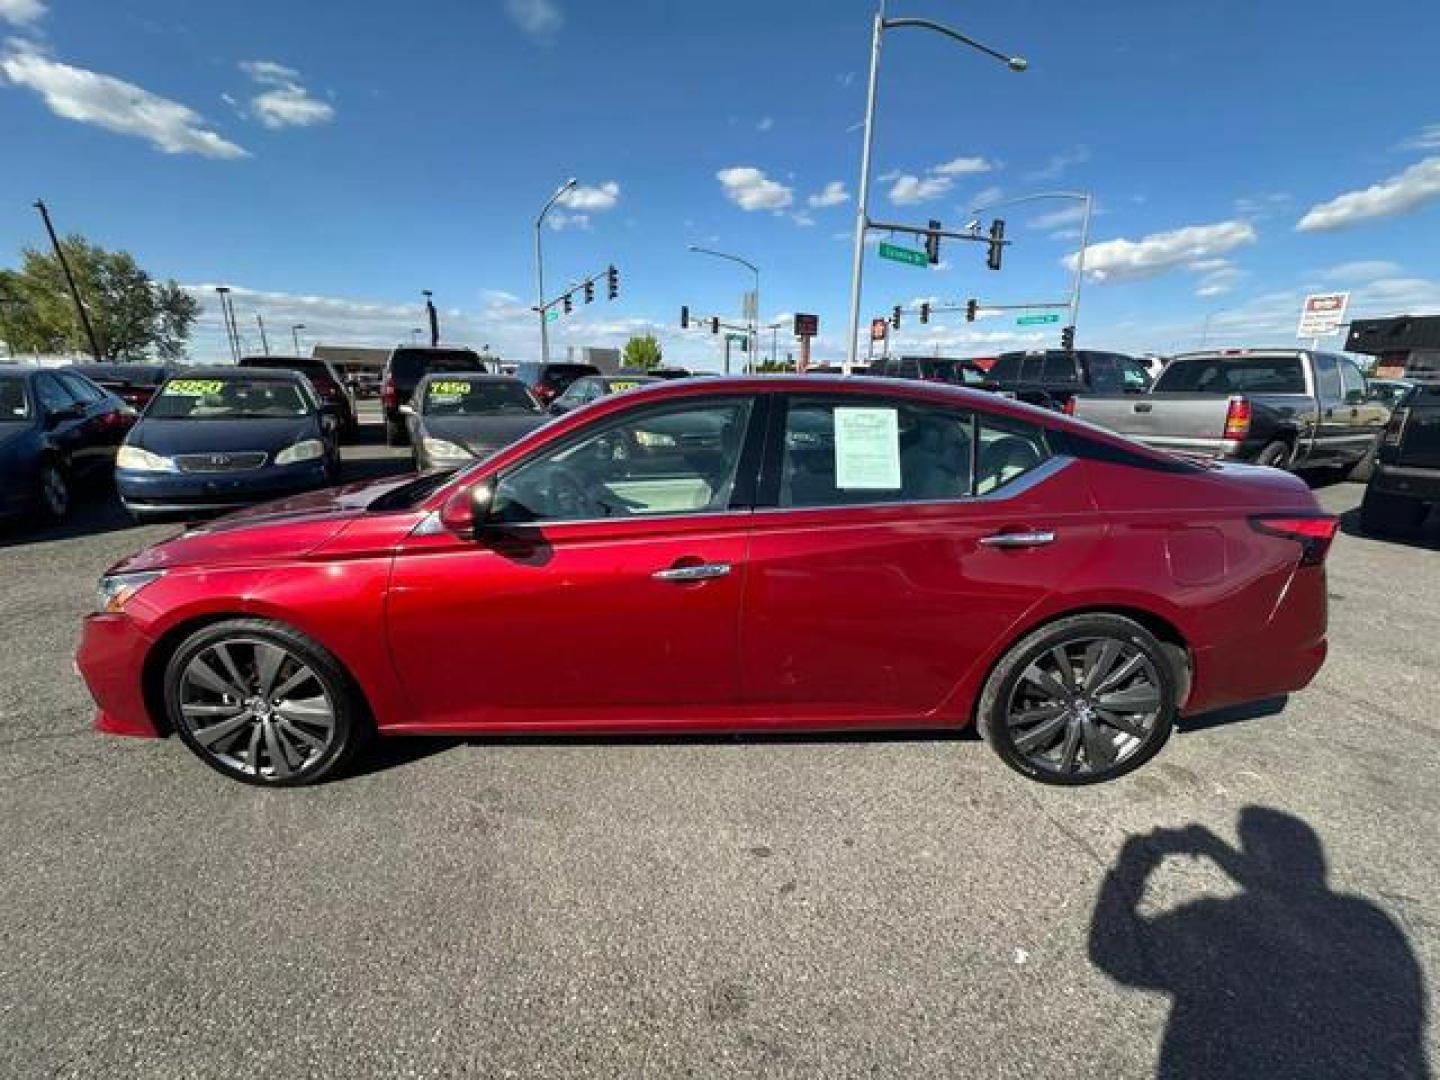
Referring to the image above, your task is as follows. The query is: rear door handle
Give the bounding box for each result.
[1134,402,1152,413]
[979,530,1055,549]
[652,562,732,582]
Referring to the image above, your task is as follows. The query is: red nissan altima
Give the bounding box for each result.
[76,377,1335,787]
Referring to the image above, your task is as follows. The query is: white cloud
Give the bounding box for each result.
[0,0,45,26]
[546,211,589,231]
[756,115,773,132]
[1297,156,1440,232]
[240,60,334,129]
[1233,192,1292,219]
[1195,261,1244,298]
[505,0,562,40]
[1027,204,1086,230]
[717,166,793,211]
[888,173,952,205]
[1065,220,1257,283]
[968,185,1004,210]
[1025,145,1090,182]
[1400,123,1440,152]
[931,156,992,177]
[807,180,849,208]
[1322,260,1403,283]
[1,43,247,157]
[558,180,620,212]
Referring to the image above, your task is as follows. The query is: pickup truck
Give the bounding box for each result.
[1072,349,1389,474]
[1361,380,1440,534]
[984,349,1152,410]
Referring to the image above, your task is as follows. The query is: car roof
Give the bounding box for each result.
[166,366,307,381]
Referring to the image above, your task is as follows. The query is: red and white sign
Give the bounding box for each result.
[1297,292,1349,338]
[870,318,888,342]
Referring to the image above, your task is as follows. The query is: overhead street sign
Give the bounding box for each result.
[793,312,819,337]
[1016,313,1060,326]
[879,242,928,268]
[1298,292,1349,338]
[545,309,560,323]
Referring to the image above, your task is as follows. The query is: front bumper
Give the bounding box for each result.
[76,613,160,738]
[1369,461,1440,503]
[116,460,329,516]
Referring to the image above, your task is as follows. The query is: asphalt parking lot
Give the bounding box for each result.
[1,412,1436,1079]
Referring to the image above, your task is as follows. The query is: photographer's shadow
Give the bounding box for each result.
[1089,807,1430,1079]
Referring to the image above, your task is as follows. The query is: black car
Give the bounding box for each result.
[1362,381,1440,535]
[70,363,173,410]
[870,356,988,386]
[548,374,660,415]
[986,349,1152,410]
[513,362,601,408]
[404,374,549,471]
[0,366,135,524]
[617,367,692,380]
[381,347,489,446]
[238,355,357,439]
[115,368,340,518]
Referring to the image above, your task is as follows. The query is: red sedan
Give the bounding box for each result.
[76,377,1335,787]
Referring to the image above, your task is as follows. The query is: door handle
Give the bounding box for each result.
[652,562,732,582]
[979,530,1055,549]
[1134,402,1152,413]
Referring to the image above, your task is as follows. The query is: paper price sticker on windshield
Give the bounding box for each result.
[610,381,640,391]
[429,380,472,396]
[834,407,901,490]
[164,379,224,396]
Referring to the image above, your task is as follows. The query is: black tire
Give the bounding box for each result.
[1360,487,1426,537]
[978,613,1179,786]
[1255,440,1292,469]
[163,618,370,787]
[1343,439,1378,483]
[36,459,71,522]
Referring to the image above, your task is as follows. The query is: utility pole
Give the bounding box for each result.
[291,323,306,354]
[32,200,103,361]
[536,178,578,364]
[215,286,239,362]
[256,313,270,355]
[423,290,439,347]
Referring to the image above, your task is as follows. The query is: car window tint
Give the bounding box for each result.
[1041,354,1079,383]
[1155,357,1306,394]
[494,398,754,523]
[779,398,974,508]
[1087,354,1120,393]
[1312,353,1341,400]
[34,373,77,412]
[1119,358,1151,391]
[988,355,1022,382]
[0,377,30,419]
[1339,359,1366,400]
[57,371,105,403]
[976,414,1052,495]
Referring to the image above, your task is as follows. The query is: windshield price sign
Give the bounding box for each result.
[1297,292,1349,337]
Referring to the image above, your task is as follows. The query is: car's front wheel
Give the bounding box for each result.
[978,614,1179,785]
[163,619,368,786]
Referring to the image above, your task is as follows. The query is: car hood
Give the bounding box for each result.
[109,473,423,574]
[129,417,318,457]
[423,413,548,453]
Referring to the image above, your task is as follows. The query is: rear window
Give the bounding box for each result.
[537,364,599,388]
[1155,357,1306,394]
[988,355,1024,381]
[389,349,484,382]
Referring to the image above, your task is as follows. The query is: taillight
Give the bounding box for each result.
[1383,406,1410,447]
[1223,397,1252,440]
[1062,396,1077,416]
[534,384,554,403]
[381,376,396,408]
[1250,514,1339,567]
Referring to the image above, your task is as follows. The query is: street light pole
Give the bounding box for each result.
[969,190,1092,343]
[536,178,577,365]
[291,323,306,354]
[215,286,238,362]
[844,8,1027,374]
[32,199,104,361]
[687,245,760,371]
[256,314,270,356]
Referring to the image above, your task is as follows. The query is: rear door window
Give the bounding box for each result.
[56,371,106,404]
[1339,359,1366,402]
[1040,354,1079,383]
[1087,354,1121,393]
[988,355,1023,382]
[34,373,79,412]
[975,414,1053,495]
[1312,354,1341,400]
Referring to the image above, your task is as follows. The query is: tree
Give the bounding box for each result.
[0,235,198,360]
[622,333,663,371]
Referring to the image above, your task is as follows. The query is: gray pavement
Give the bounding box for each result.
[0,427,1436,1079]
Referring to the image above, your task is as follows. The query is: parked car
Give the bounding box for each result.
[238,355,357,440]
[871,355,989,386]
[1073,349,1389,473]
[513,361,600,408]
[1361,381,1440,534]
[70,363,172,410]
[618,367,693,380]
[404,373,549,471]
[78,376,1334,789]
[548,374,660,414]
[1366,378,1414,410]
[115,369,339,518]
[0,366,134,524]
[986,349,1152,410]
[381,347,489,446]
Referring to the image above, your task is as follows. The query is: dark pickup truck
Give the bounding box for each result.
[1073,349,1390,474]
[1361,381,1440,534]
[984,349,1152,411]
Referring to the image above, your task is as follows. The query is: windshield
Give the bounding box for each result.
[147,376,313,419]
[422,378,540,416]
[0,377,30,420]
[1155,357,1307,395]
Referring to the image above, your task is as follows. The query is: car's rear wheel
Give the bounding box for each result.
[164,619,368,787]
[36,460,71,522]
[1361,487,1427,536]
[1255,440,1292,469]
[979,614,1178,785]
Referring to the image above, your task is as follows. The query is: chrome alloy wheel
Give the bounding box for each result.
[178,638,336,781]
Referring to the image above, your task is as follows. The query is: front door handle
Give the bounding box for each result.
[979,530,1055,549]
[653,562,732,582]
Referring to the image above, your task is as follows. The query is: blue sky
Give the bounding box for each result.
[3,0,1439,368]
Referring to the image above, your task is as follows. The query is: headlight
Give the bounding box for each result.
[422,436,474,463]
[95,571,164,614]
[275,439,324,465]
[116,445,177,472]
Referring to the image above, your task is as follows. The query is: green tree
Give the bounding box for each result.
[622,333,663,371]
[0,236,198,360]
[754,358,795,373]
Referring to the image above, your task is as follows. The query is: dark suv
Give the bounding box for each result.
[871,356,988,386]
[381,347,488,445]
[514,362,601,407]
[986,349,1152,411]
[1362,381,1440,535]
[238,355,357,439]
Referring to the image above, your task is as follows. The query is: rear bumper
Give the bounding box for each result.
[1369,461,1440,502]
[75,613,160,738]
[117,461,328,516]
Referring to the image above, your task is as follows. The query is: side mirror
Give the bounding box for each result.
[399,403,416,417]
[439,476,497,538]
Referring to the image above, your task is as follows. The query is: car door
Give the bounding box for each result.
[1309,353,1346,464]
[386,393,764,728]
[1338,357,1386,458]
[55,371,127,474]
[738,392,1106,723]
[32,373,88,472]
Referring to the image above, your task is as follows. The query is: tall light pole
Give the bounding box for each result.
[845,6,1027,373]
[969,190,1093,342]
[291,323,306,354]
[215,286,239,362]
[33,199,104,361]
[687,245,760,370]
[255,313,271,356]
[536,177,577,364]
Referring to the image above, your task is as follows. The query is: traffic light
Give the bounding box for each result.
[966,299,978,323]
[583,280,595,304]
[925,219,942,265]
[1061,325,1075,351]
[891,305,902,329]
[986,218,1006,271]
[680,305,690,329]
[919,302,931,325]
[562,293,573,314]
[606,264,619,300]
[710,317,719,334]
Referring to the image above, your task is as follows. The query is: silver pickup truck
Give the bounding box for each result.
[1072,349,1390,474]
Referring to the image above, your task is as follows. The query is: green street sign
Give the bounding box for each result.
[726,333,746,345]
[1016,313,1061,326]
[545,309,560,323]
[879,242,928,268]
